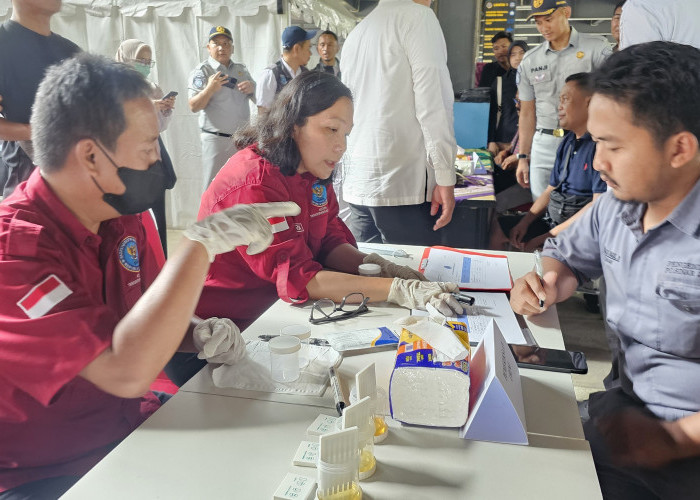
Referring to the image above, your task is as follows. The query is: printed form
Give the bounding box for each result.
[420,247,512,291]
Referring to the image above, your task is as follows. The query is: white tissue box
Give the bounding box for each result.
[389,326,471,427]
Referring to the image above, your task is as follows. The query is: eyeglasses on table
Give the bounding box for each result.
[309,292,370,325]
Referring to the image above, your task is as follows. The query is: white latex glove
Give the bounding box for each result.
[184,202,301,262]
[387,278,464,317]
[363,253,427,281]
[192,317,247,365]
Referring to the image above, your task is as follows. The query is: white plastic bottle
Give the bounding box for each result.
[342,396,376,480]
[317,427,362,500]
[356,363,388,444]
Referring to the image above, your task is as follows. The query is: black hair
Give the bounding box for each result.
[491,31,513,45]
[31,53,150,172]
[592,41,700,146]
[565,72,593,94]
[318,30,338,41]
[508,40,529,59]
[613,1,626,13]
[235,71,353,177]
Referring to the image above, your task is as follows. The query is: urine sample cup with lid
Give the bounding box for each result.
[268,335,301,383]
[281,324,311,368]
[358,263,381,277]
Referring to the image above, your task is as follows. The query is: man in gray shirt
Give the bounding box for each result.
[516,0,610,199]
[511,42,700,498]
[188,26,255,190]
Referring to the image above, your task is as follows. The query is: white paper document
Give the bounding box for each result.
[419,247,512,290]
[412,292,527,345]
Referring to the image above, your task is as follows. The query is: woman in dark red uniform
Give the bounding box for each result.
[196,71,462,329]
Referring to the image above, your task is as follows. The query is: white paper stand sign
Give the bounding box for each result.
[459,320,528,445]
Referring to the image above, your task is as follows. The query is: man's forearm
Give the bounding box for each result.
[542,255,579,303]
[0,118,31,141]
[188,89,213,113]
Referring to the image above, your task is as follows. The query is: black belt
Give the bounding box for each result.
[536,127,565,137]
[201,129,232,138]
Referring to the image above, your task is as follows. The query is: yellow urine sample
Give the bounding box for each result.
[374,416,388,437]
[317,482,362,500]
[359,449,376,474]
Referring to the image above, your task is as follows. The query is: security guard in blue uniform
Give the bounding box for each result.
[188,26,255,190]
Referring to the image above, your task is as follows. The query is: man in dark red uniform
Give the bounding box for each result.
[0,53,298,499]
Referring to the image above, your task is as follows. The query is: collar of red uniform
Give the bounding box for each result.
[25,169,103,248]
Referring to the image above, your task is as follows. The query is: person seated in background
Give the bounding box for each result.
[488,40,529,158]
[196,71,464,331]
[0,53,297,499]
[510,42,700,499]
[490,72,605,252]
[478,31,513,88]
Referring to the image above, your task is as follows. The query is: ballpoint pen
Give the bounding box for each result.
[258,334,330,346]
[451,291,476,306]
[534,250,545,308]
[328,366,346,416]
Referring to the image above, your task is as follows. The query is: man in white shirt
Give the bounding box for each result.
[620,0,700,50]
[256,26,315,114]
[340,0,457,245]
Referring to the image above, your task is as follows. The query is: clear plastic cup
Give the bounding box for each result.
[358,263,381,277]
[268,335,301,383]
[280,324,311,368]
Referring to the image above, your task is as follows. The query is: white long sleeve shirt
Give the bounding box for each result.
[340,0,456,207]
[620,0,700,50]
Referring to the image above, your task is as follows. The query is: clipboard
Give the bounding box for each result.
[418,246,513,291]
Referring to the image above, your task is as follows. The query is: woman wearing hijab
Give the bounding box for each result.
[115,39,177,255]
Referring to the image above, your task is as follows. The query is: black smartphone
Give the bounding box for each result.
[161,91,178,100]
[508,344,588,374]
[222,76,238,89]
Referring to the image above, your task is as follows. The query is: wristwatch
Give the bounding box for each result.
[517,153,529,159]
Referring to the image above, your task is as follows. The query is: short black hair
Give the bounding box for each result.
[31,53,150,172]
[565,72,593,94]
[613,0,626,13]
[592,41,700,146]
[318,30,338,41]
[491,31,513,45]
[235,71,352,177]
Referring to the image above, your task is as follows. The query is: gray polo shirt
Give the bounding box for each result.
[518,28,611,129]
[543,181,700,421]
[188,56,255,134]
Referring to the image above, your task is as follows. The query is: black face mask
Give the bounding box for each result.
[93,141,168,215]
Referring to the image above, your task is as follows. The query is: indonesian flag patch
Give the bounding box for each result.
[268,216,289,234]
[17,274,73,319]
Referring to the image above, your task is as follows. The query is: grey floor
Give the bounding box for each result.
[166,229,612,402]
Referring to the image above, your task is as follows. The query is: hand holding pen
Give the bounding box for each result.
[534,250,545,308]
[509,250,554,316]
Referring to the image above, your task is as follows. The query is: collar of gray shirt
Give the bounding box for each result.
[207,56,233,72]
[544,27,579,53]
[619,177,700,238]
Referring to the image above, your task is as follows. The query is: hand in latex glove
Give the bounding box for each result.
[184,202,301,262]
[363,253,427,281]
[387,278,464,317]
[192,317,247,365]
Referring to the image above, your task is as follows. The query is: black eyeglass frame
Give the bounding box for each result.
[309,292,370,325]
